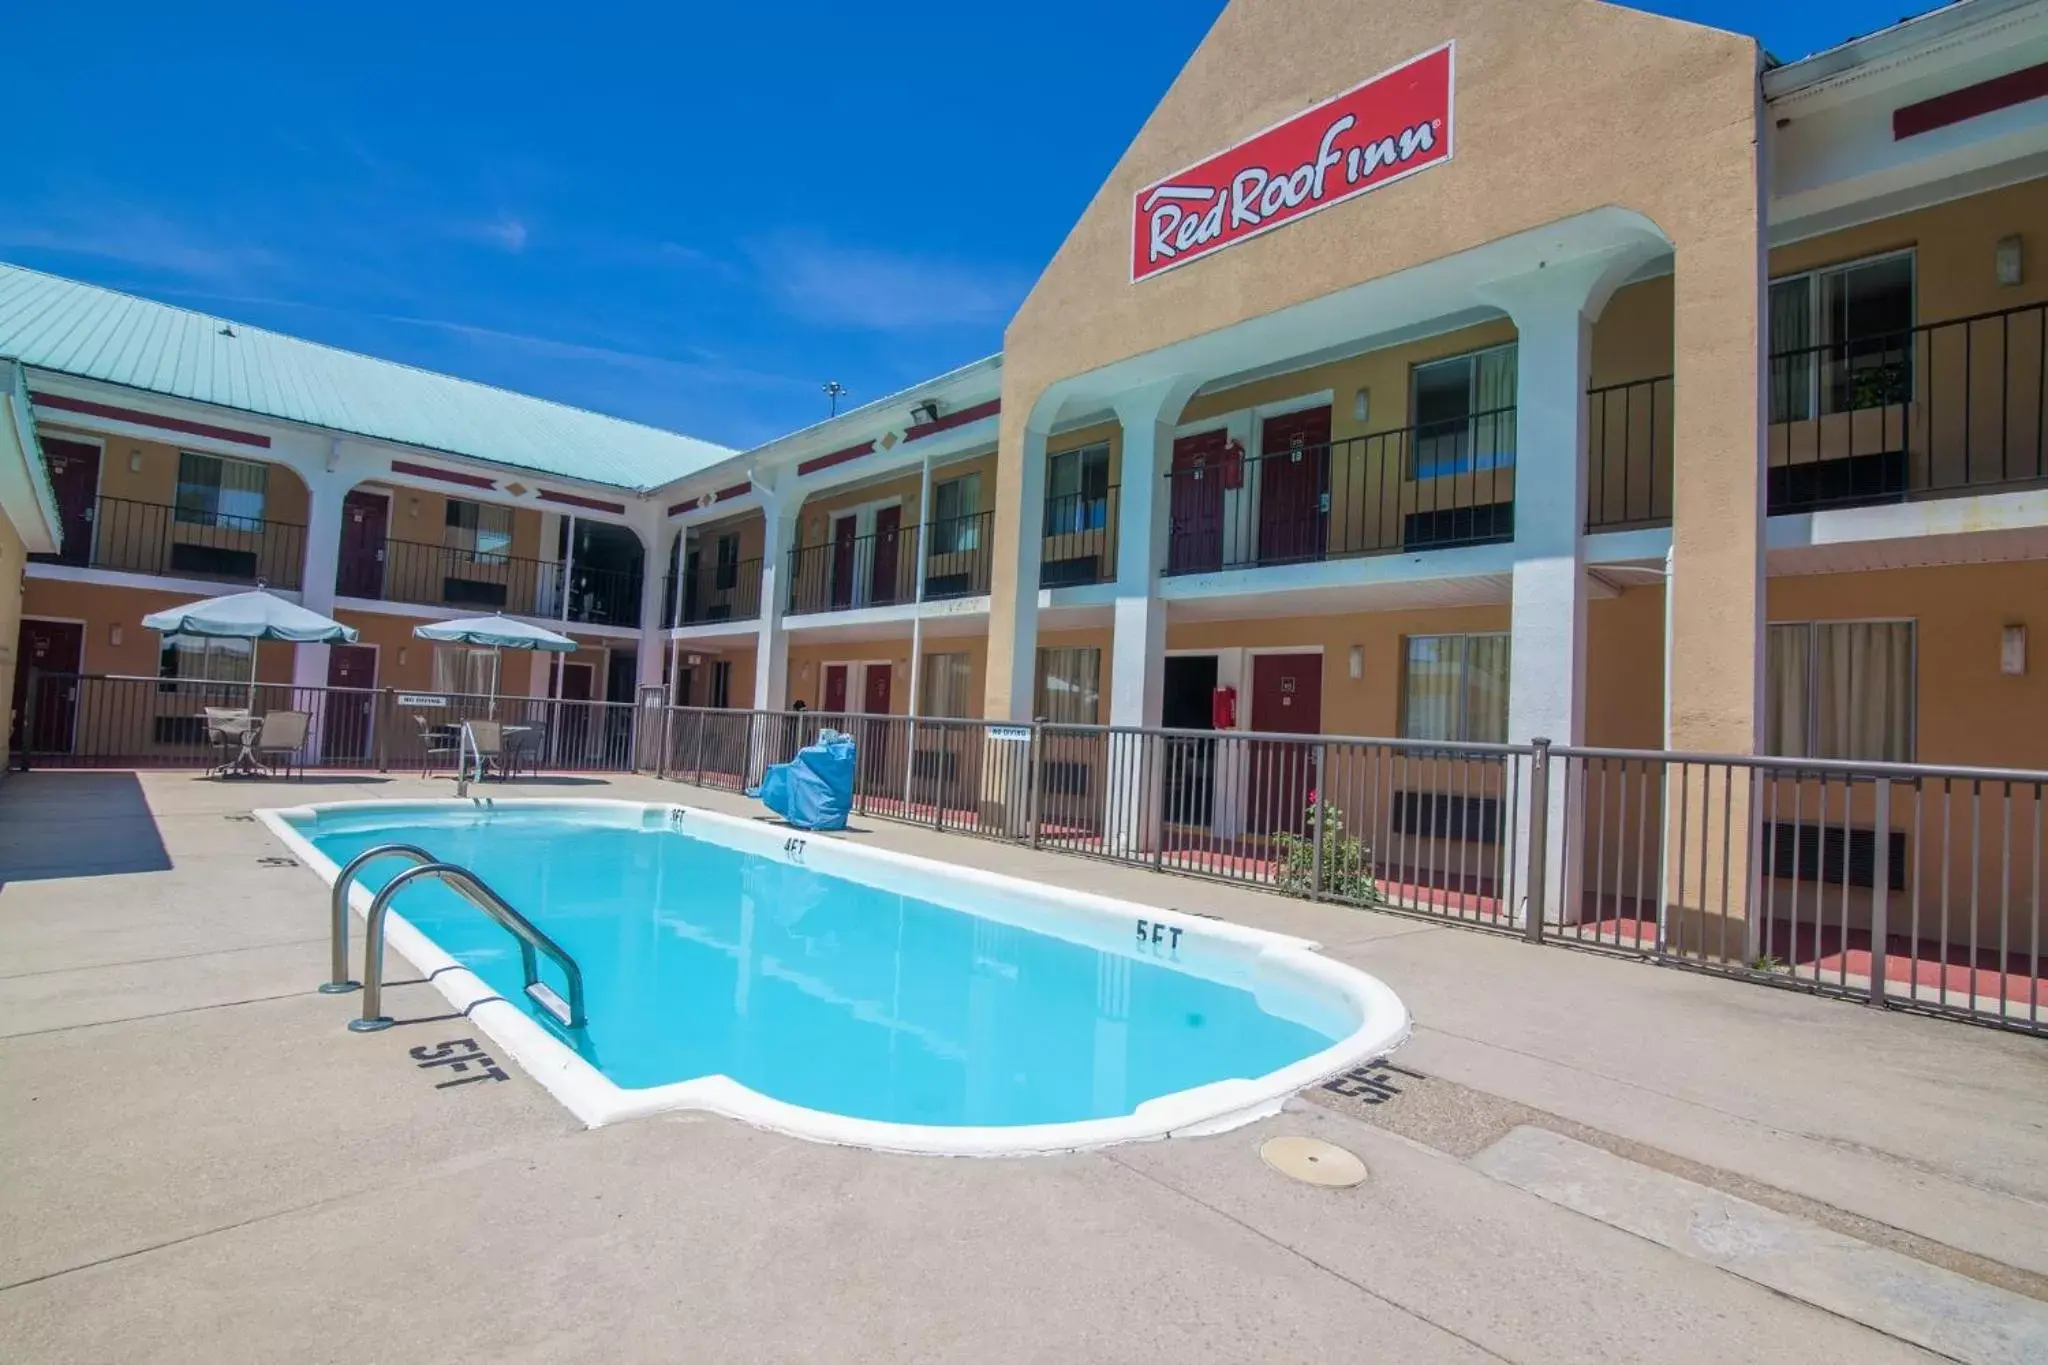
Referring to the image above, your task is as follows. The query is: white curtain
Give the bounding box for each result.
[1473,345,1517,464]
[432,645,499,697]
[1462,634,1511,743]
[1766,621,1914,762]
[1034,647,1100,724]
[1402,633,1509,742]
[920,652,973,718]
[160,634,253,684]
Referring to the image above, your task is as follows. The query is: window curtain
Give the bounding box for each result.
[1768,277,1815,423]
[1034,647,1100,724]
[1472,345,1518,465]
[920,652,973,718]
[1461,633,1511,743]
[1401,636,1460,740]
[1764,624,1811,759]
[1813,621,1913,762]
[432,645,499,697]
[933,474,983,553]
[175,453,269,528]
[159,635,254,686]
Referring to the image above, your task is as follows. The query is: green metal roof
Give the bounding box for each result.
[0,263,734,491]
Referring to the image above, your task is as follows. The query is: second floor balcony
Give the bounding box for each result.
[664,556,764,627]
[787,510,994,616]
[1161,410,1516,576]
[341,535,643,628]
[1040,485,1120,588]
[30,494,306,590]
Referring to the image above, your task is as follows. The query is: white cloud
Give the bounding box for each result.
[469,216,530,253]
[747,233,1026,331]
[0,204,276,284]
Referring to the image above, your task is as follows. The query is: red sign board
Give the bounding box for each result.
[1131,43,1455,283]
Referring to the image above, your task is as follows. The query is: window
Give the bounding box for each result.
[444,499,514,563]
[1034,646,1101,724]
[1766,621,1915,762]
[920,652,974,718]
[710,659,733,709]
[1045,443,1111,533]
[930,473,983,554]
[174,453,268,528]
[157,635,254,692]
[1769,252,1915,423]
[1400,633,1510,743]
[714,533,740,590]
[1408,345,1517,479]
[431,645,499,697]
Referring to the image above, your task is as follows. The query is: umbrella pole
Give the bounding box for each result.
[248,640,260,710]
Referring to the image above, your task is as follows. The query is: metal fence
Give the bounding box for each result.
[650,710,2043,1034]
[15,673,646,776]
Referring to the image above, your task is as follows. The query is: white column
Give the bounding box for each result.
[752,498,798,711]
[1105,380,1197,854]
[994,425,1050,721]
[634,512,669,692]
[291,466,347,690]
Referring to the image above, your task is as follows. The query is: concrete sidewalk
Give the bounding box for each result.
[0,768,2041,1363]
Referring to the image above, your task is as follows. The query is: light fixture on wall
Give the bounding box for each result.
[1353,388,1371,423]
[1348,645,1364,680]
[910,400,941,427]
[2002,624,2028,676]
[128,450,143,473]
[1996,235,2024,288]
[408,497,420,518]
[397,647,408,666]
[109,624,123,647]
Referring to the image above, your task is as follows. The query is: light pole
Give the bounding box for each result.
[822,380,848,417]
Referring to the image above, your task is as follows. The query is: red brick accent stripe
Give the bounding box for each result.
[903,398,1000,443]
[669,479,756,514]
[391,458,495,490]
[538,488,627,515]
[797,439,876,477]
[30,390,272,448]
[1894,61,2048,140]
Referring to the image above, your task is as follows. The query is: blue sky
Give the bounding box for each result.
[0,0,1918,451]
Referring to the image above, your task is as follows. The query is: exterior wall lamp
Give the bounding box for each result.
[910,400,941,426]
[1996,235,2023,287]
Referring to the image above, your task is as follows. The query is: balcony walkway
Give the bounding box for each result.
[1,771,2042,1363]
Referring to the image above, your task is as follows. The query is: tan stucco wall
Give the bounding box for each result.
[987,0,1764,769]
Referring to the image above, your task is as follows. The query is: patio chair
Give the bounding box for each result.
[254,710,311,780]
[461,719,504,781]
[502,725,542,780]
[202,707,251,777]
[416,715,460,777]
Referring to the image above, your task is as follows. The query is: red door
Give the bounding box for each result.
[323,644,377,761]
[337,490,389,598]
[1258,407,1332,565]
[870,506,902,604]
[11,619,85,755]
[1247,653,1323,837]
[1168,430,1228,575]
[40,439,100,568]
[822,664,849,715]
[828,517,859,609]
[556,661,594,767]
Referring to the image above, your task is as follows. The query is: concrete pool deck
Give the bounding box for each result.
[2,769,2044,1363]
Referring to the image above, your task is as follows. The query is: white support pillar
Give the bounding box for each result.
[994,424,1050,721]
[634,510,669,692]
[291,449,353,761]
[1105,379,1199,854]
[753,497,798,712]
[1482,249,1649,924]
[666,524,690,703]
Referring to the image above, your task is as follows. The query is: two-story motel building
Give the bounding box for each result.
[2,0,2046,983]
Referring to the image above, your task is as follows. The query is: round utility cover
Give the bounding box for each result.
[1259,1135,1368,1188]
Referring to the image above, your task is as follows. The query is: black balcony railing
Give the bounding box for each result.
[356,537,642,627]
[1768,300,2048,514]
[1586,376,1674,531]
[1162,408,1516,576]
[30,495,308,589]
[787,510,994,615]
[664,557,764,627]
[1041,486,1119,587]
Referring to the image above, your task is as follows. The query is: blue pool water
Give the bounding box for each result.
[302,807,1344,1128]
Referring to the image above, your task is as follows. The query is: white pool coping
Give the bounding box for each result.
[257,798,1412,1157]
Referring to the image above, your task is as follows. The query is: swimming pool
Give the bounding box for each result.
[260,800,1409,1154]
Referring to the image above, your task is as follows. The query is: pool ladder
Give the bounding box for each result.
[322,844,587,1033]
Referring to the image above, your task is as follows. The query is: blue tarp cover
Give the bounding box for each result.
[749,730,855,831]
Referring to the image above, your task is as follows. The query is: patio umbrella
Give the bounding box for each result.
[141,588,358,707]
[412,614,575,705]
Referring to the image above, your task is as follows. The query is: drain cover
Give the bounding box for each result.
[1259,1135,1368,1188]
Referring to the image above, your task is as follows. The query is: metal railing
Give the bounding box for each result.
[1768,300,2048,513]
[664,557,764,627]
[355,537,643,627]
[650,706,2044,1035]
[30,495,307,589]
[786,510,995,615]
[1041,487,1120,587]
[1162,408,1516,575]
[14,674,646,776]
[1586,376,1673,531]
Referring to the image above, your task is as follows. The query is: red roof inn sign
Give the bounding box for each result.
[1131,43,1454,282]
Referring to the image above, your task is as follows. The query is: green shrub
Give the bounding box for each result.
[1274,792,1382,905]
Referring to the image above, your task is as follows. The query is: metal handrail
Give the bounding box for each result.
[351,859,588,1034]
[322,843,437,993]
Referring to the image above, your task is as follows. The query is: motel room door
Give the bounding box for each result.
[40,438,100,568]
[1247,653,1322,837]
[323,644,378,762]
[337,490,389,599]
[11,619,86,756]
[861,663,894,788]
[1167,430,1227,575]
[822,664,850,715]
[1257,407,1331,566]
[556,661,595,767]
[829,516,859,609]
[869,506,902,605]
